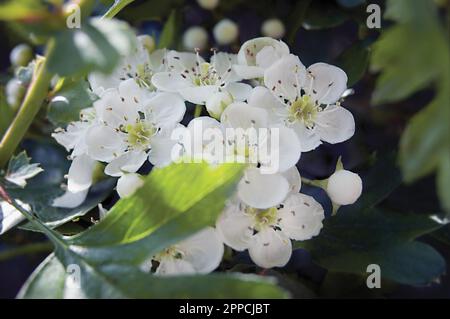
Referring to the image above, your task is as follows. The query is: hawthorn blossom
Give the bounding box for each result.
[233,37,290,80]
[261,54,355,152]
[141,227,224,276]
[181,100,301,208]
[217,193,324,268]
[89,35,166,95]
[151,50,251,106]
[85,79,185,173]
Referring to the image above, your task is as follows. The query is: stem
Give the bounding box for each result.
[0,242,53,262]
[194,104,203,118]
[0,41,55,168]
[301,177,327,189]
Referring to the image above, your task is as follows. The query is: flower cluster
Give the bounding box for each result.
[52,35,361,275]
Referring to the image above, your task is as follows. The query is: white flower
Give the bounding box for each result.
[89,35,166,95]
[197,0,219,10]
[327,169,362,205]
[205,91,233,119]
[183,107,301,209]
[151,50,251,105]
[142,227,224,276]
[233,37,290,80]
[116,172,144,198]
[183,26,209,50]
[213,19,239,45]
[261,54,355,151]
[217,193,324,268]
[261,18,285,39]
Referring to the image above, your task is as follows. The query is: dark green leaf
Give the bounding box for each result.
[157,10,179,50]
[5,151,43,188]
[47,18,136,77]
[103,0,135,19]
[47,79,97,127]
[335,40,371,87]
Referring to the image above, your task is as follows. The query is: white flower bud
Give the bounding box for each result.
[326,169,362,205]
[213,19,239,45]
[206,91,233,119]
[261,18,285,39]
[197,0,220,10]
[6,78,25,110]
[10,44,33,67]
[137,34,155,53]
[183,26,208,50]
[117,173,144,198]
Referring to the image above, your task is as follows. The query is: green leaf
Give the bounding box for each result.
[47,18,136,77]
[47,79,97,127]
[19,253,287,298]
[430,224,450,246]
[295,155,447,286]
[335,40,371,87]
[437,153,450,213]
[4,151,43,188]
[103,0,135,19]
[18,163,287,298]
[286,0,311,45]
[157,10,179,50]
[17,253,66,299]
[7,141,113,229]
[302,1,348,30]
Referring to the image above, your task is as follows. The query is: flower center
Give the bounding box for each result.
[246,207,278,231]
[154,246,184,261]
[288,95,318,128]
[124,121,156,149]
[193,62,219,86]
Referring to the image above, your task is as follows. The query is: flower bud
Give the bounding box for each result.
[197,0,220,10]
[10,44,33,67]
[326,169,362,205]
[213,19,238,45]
[138,34,156,53]
[261,18,285,39]
[6,78,26,110]
[183,26,208,50]
[117,173,144,198]
[206,91,233,119]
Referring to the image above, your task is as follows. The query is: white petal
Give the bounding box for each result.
[145,92,186,127]
[255,45,282,69]
[0,200,29,235]
[210,52,239,82]
[232,65,265,80]
[86,125,127,162]
[155,258,196,276]
[237,37,289,67]
[248,86,287,124]
[248,228,292,268]
[179,85,218,105]
[224,82,252,101]
[151,72,191,92]
[149,134,180,167]
[104,150,147,177]
[205,91,234,118]
[67,154,96,193]
[118,78,152,108]
[116,173,144,198]
[52,189,89,208]
[178,227,224,274]
[282,166,302,194]
[326,169,362,205]
[220,102,269,129]
[165,50,204,74]
[259,125,301,173]
[278,193,325,240]
[216,203,254,251]
[94,87,139,126]
[305,63,347,105]
[264,54,306,102]
[315,105,355,144]
[238,168,289,209]
[52,121,90,153]
[292,122,321,152]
